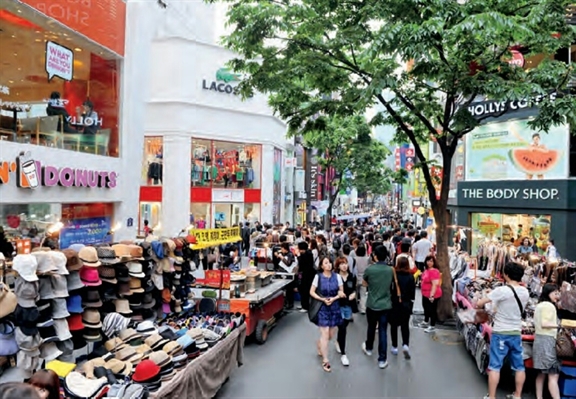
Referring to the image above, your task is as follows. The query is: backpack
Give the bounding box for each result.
[395,241,403,256]
[332,236,342,251]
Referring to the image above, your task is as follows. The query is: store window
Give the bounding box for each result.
[244,203,261,225]
[140,202,161,236]
[213,203,242,228]
[190,203,210,229]
[60,203,114,249]
[470,213,552,255]
[143,137,163,186]
[212,141,261,189]
[0,203,61,246]
[191,139,212,187]
[0,4,121,156]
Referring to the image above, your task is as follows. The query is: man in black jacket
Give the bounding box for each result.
[241,222,251,256]
[296,241,315,312]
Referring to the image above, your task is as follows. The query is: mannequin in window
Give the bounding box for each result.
[196,218,206,229]
[147,154,162,185]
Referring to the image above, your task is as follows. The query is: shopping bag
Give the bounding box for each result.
[556,328,575,358]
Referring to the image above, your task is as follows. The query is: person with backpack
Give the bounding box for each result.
[382,233,395,265]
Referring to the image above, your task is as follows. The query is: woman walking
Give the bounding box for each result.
[390,256,416,359]
[534,283,561,399]
[355,245,370,314]
[310,257,345,372]
[420,255,442,333]
[334,256,357,366]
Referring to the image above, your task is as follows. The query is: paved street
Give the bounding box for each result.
[218,307,528,399]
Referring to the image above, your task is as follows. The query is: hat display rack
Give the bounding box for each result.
[0,235,246,395]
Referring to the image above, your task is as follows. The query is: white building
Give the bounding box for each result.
[126,0,290,236]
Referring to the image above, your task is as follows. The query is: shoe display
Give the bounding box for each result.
[340,355,350,366]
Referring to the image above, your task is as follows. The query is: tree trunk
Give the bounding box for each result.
[432,200,453,321]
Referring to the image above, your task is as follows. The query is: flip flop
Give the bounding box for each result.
[322,362,331,372]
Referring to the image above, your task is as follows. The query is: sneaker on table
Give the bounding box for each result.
[402,345,411,360]
[424,326,436,333]
[361,342,372,356]
[390,347,398,356]
[340,355,350,366]
[378,360,388,369]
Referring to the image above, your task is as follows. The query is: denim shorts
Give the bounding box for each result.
[488,333,525,372]
[340,306,353,321]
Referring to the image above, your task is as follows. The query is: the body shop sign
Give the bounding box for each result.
[0,151,117,189]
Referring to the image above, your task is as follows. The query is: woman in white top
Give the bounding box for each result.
[354,244,370,314]
[310,239,320,269]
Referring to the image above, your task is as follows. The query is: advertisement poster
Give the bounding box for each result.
[272,149,282,224]
[60,217,112,249]
[470,213,502,255]
[465,119,569,181]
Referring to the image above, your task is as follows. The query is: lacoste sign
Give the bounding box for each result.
[202,68,253,97]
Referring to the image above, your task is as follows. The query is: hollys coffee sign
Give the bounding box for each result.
[0,151,117,189]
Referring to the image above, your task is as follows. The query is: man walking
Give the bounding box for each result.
[412,231,432,272]
[362,245,393,369]
[241,222,251,256]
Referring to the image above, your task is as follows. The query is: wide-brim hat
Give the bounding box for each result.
[144,334,169,351]
[78,247,101,268]
[119,328,142,343]
[96,247,120,265]
[115,346,143,365]
[82,309,102,329]
[62,249,83,272]
[114,299,133,316]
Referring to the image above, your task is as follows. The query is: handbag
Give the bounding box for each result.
[308,274,324,324]
[556,328,575,358]
[0,321,19,356]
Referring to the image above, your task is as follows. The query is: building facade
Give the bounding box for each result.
[127,1,290,236]
[0,0,140,247]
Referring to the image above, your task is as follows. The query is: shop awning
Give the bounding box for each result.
[189,227,241,249]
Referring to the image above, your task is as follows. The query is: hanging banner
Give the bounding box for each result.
[189,227,241,249]
[60,217,112,249]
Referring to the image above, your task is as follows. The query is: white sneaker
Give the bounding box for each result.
[391,347,398,356]
[362,342,372,356]
[335,341,341,354]
[299,309,307,313]
[419,321,429,328]
[340,355,350,366]
[402,345,411,360]
[378,360,389,369]
[424,326,436,333]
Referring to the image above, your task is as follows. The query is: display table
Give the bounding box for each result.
[230,278,292,344]
[150,324,246,399]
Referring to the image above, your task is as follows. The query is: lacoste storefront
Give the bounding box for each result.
[130,1,290,236]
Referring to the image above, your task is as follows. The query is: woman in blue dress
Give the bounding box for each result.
[310,256,345,372]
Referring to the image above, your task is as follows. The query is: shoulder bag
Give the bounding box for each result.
[308,274,324,324]
[392,268,402,303]
[507,285,527,319]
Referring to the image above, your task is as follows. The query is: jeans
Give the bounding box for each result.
[488,334,525,372]
[365,308,390,362]
[422,297,438,326]
[357,285,367,313]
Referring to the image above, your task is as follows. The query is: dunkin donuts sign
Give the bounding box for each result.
[0,151,117,189]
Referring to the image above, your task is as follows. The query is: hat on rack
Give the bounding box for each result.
[176,333,197,353]
[62,249,83,272]
[128,294,142,309]
[0,282,17,319]
[13,254,39,282]
[102,312,131,339]
[142,278,155,293]
[157,258,171,274]
[66,295,84,314]
[144,334,169,352]
[51,275,69,298]
[80,266,102,286]
[116,263,131,283]
[66,271,84,291]
[127,262,145,279]
[151,273,164,291]
[83,328,102,342]
[83,290,103,308]
[128,245,145,261]
[105,337,129,353]
[134,343,153,360]
[96,247,120,265]
[36,302,53,327]
[78,247,101,268]
[14,278,38,308]
[98,266,117,284]
[51,251,69,275]
[115,346,143,365]
[38,276,56,300]
[40,341,63,362]
[136,321,157,338]
[15,325,41,351]
[53,318,72,341]
[14,306,40,337]
[118,282,132,296]
[34,251,59,275]
[119,328,141,344]
[162,340,182,357]
[67,314,85,331]
[148,350,172,369]
[132,359,160,383]
[114,299,133,316]
[129,277,144,293]
[187,328,208,350]
[112,244,132,262]
[82,309,102,329]
[104,358,133,376]
[51,298,70,319]
[38,324,59,344]
[64,372,108,399]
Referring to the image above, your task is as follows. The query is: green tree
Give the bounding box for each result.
[211,0,576,319]
[301,115,391,228]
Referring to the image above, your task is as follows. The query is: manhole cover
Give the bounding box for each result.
[431,331,464,345]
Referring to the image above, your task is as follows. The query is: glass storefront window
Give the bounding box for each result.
[60,203,114,249]
[140,202,161,236]
[0,3,121,156]
[190,203,210,229]
[0,203,61,245]
[244,203,261,225]
[212,141,261,189]
[213,203,242,228]
[143,137,163,186]
[191,139,212,187]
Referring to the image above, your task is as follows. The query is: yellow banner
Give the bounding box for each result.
[413,169,427,198]
[189,227,241,249]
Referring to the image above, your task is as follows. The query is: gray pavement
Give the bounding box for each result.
[217,309,530,399]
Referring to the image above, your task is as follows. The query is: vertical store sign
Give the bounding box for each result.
[18,0,126,56]
[272,149,282,224]
[309,155,319,201]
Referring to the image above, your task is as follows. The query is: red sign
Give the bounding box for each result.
[507,50,525,68]
[18,0,126,56]
[197,270,231,290]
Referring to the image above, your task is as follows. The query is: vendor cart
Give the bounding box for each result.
[230,278,293,344]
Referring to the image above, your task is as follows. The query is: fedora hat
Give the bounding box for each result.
[115,263,130,283]
[78,247,101,268]
[105,337,128,353]
[162,341,182,357]
[148,350,172,369]
[134,344,153,360]
[98,267,117,285]
[112,244,132,262]
[83,327,102,342]
[118,282,132,296]
[96,247,120,265]
[136,320,157,337]
[128,245,145,261]
[104,358,133,376]
[144,334,169,351]
[13,254,39,282]
[83,290,103,308]
[129,278,144,294]
[115,346,143,365]
[62,249,83,272]
[114,299,132,316]
[119,328,141,343]
[82,309,102,329]
[66,271,84,291]
[127,262,145,279]
[51,251,69,275]
[79,267,101,286]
